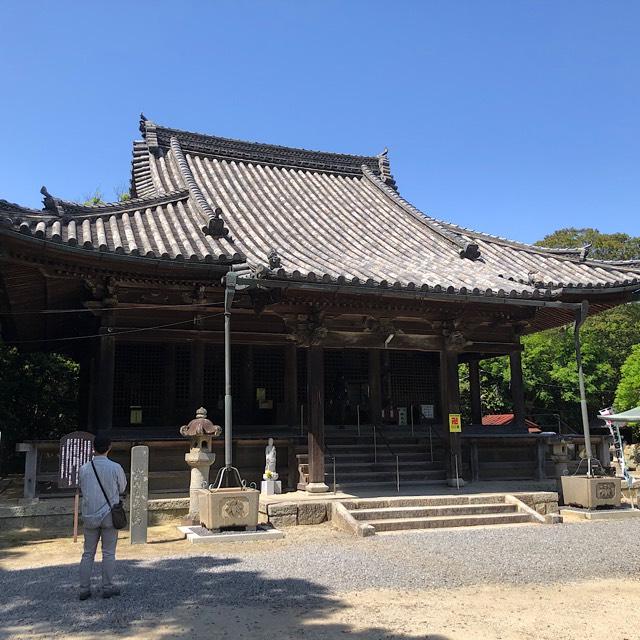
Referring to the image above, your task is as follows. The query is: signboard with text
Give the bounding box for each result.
[448,414,462,433]
[58,431,94,489]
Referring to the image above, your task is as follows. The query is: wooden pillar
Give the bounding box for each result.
[77,355,92,431]
[368,350,382,426]
[163,344,176,425]
[306,345,328,492]
[284,344,298,428]
[93,332,115,433]
[510,350,526,426]
[469,359,482,425]
[440,349,463,484]
[189,340,205,413]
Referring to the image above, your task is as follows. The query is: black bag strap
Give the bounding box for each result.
[91,459,113,509]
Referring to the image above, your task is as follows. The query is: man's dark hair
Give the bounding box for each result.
[93,434,111,455]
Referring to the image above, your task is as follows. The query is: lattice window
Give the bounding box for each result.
[175,344,191,420]
[113,343,166,427]
[203,344,225,423]
[387,351,440,410]
[253,346,285,403]
[325,349,369,425]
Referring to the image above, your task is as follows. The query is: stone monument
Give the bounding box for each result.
[180,407,222,524]
[261,437,282,496]
[129,445,149,544]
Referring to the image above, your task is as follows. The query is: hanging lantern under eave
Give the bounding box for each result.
[130,406,143,425]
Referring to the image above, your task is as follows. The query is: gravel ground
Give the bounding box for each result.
[2,519,640,638]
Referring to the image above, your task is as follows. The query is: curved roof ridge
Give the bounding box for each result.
[0,199,44,217]
[130,139,157,199]
[361,166,481,261]
[140,115,382,176]
[39,187,191,218]
[169,136,232,240]
[411,208,585,258]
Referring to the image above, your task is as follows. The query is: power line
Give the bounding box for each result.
[0,301,225,316]
[2,312,225,345]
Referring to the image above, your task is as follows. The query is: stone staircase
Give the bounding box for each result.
[333,494,540,535]
[297,426,448,490]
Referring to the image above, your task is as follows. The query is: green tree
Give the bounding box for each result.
[536,227,640,261]
[615,344,640,412]
[0,346,79,473]
[462,303,640,429]
[462,227,640,429]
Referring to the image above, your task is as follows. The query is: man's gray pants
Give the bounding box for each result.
[79,513,118,589]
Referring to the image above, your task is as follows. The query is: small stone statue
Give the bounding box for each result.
[264,437,278,480]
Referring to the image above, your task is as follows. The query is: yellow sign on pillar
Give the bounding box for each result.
[448,413,462,433]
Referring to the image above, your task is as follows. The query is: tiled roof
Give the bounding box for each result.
[481,414,541,433]
[1,116,640,298]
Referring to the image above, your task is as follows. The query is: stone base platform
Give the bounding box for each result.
[560,506,640,521]
[178,524,285,544]
[260,488,561,529]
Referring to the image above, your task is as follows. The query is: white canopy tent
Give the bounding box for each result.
[603,407,640,423]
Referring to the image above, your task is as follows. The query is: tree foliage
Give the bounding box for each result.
[466,226,640,431]
[0,346,79,472]
[536,227,640,261]
[615,344,640,412]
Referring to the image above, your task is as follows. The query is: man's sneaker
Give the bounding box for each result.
[102,586,121,599]
[78,589,91,601]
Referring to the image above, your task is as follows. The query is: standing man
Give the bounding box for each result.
[78,434,127,600]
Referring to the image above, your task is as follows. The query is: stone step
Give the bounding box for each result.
[326,469,447,482]
[349,503,517,521]
[325,452,441,462]
[367,512,534,532]
[327,444,437,453]
[326,460,444,471]
[334,479,447,490]
[342,494,508,510]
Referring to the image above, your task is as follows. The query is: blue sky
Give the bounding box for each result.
[1,1,638,243]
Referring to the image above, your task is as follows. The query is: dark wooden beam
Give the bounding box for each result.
[307,345,328,492]
[440,349,463,483]
[469,360,482,425]
[78,354,92,432]
[92,332,115,432]
[284,344,298,428]
[163,344,177,424]
[510,349,526,425]
[369,350,382,426]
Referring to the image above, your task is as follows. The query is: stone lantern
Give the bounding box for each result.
[180,407,222,524]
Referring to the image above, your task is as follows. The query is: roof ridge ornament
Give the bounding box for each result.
[140,114,158,150]
[580,242,592,262]
[268,248,282,269]
[40,186,64,216]
[377,148,397,190]
[169,136,232,241]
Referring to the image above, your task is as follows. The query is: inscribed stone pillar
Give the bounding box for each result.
[307,345,328,492]
[510,350,526,426]
[129,445,149,544]
[469,360,482,425]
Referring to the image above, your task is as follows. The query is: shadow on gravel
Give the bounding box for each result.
[0,555,451,639]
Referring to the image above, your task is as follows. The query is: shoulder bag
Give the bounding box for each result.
[91,460,127,530]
